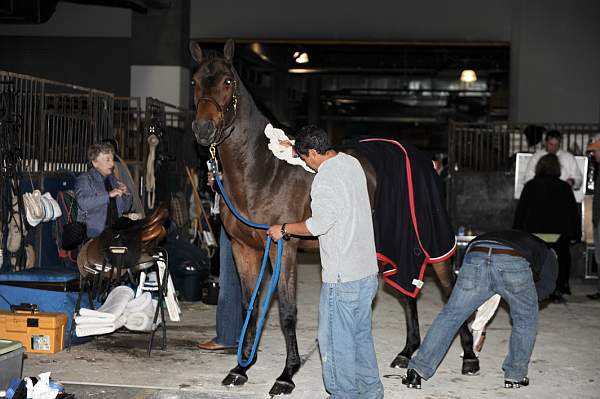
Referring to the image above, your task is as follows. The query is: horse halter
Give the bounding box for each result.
[194,74,239,147]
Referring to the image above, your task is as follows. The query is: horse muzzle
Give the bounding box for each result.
[192,119,216,146]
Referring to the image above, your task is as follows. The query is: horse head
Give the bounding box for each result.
[189,39,239,147]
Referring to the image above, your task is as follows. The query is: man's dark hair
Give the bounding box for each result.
[294,125,332,156]
[545,129,562,141]
[535,153,561,178]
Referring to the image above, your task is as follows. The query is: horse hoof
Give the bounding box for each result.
[390,354,410,369]
[222,372,248,387]
[268,379,295,396]
[462,358,480,375]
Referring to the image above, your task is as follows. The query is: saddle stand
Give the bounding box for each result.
[67,247,171,356]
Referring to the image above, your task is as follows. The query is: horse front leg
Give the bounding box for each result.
[222,245,263,387]
[268,244,301,396]
[390,295,420,369]
[432,261,480,375]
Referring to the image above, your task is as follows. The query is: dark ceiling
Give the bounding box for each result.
[205,42,510,135]
[0,0,170,23]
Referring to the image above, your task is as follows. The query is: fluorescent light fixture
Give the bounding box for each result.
[293,51,309,64]
[460,69,477,83]
[288,68,321,74]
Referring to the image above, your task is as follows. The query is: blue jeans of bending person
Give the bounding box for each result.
[214,228,243,347]
[409,249,538,382]
[318,273,384,399]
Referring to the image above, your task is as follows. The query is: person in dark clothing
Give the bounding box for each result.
[402,230,558,390]
[587,133,600,300]
[513,153,581,303]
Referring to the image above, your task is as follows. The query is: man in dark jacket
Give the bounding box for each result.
[402,230,558,390]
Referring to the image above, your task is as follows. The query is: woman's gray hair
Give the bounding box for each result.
[87,143,114,163]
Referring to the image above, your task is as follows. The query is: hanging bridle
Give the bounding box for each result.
[194,68,239,148]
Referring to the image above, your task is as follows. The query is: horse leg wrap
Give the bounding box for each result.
[268,379,295,396]
[461,358,480,375]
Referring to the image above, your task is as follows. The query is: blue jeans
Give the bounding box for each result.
[214,228,243,347]
[409,250,538,382]
[319,273,384,399]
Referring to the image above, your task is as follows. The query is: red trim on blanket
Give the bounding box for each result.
[362,138,457,297]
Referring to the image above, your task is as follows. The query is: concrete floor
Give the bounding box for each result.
[22,253,600,398]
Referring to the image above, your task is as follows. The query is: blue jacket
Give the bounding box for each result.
[75,168,133,238]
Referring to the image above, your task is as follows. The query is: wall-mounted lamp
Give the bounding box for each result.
[293,51,309,64]
[460,69,477,83]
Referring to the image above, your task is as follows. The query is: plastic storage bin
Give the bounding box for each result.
[0,340,25,390]
[0,310,67,354]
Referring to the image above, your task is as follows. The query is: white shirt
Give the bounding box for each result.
[524,149,583,190]
[305,152,378,283]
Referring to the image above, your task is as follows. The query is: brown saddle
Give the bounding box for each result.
[77,206,169,279]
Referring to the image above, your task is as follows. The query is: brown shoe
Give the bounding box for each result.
[197,340,236,350]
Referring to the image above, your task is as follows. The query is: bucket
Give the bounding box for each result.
[204,281,219,305]
[179,269,204,302]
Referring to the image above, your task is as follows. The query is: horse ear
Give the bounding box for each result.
[189,41,203,64]
[224,39,235,62]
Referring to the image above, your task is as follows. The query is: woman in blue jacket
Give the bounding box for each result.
[75,143,132,238]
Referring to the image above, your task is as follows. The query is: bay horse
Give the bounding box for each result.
[189,39,479,396]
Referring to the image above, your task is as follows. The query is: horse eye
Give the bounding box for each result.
[224,78,232,87]
[190,79,196,87]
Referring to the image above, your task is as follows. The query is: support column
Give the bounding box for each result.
[129,0,190,108]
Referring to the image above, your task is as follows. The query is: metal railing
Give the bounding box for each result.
[0,71,114,174]
[114,96,143,162]
[449,122,600,172]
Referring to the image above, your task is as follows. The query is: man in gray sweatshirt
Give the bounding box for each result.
[267,125,384,399]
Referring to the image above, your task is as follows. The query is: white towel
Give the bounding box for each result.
[76,314,126,337]
[125,295,158,331]
[124,292,152,315]
[125,312,154,331]
[75,315,117,325]
[264,124,314,173]
[77,286,134,323]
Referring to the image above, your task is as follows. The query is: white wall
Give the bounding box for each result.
[0,2,131,37]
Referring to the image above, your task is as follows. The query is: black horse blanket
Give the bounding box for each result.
[355,139,456,297]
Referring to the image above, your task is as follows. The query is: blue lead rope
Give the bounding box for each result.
[209,159,284,368]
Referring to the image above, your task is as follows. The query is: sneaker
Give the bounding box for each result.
[402,369,422,389]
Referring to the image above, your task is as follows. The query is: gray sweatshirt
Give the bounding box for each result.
[305,152,378,283]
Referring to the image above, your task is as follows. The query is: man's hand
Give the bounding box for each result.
[267,224,284,241]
